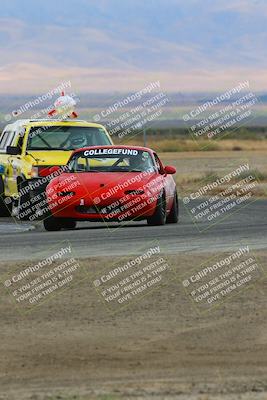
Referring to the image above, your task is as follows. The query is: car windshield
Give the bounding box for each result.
[27,126,112,150]
[68,148,156,173]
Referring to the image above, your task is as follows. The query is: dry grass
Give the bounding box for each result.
[119,138,267,152]
[158,151,267,198]
[178,168,267,185]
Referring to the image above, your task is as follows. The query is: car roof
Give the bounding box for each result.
[4,119,105,130]
[72,145,155,154]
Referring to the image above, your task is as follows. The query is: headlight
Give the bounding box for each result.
[30,166,39,178]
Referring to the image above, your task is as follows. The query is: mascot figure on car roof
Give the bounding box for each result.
[48,92,78,119]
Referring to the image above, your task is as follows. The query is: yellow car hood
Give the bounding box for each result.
[26,150,73,166]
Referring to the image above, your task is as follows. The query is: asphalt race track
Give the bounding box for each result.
[0,199,266,261]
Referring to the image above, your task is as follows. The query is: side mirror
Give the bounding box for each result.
[6,146,21,155]
[164,165,176,175]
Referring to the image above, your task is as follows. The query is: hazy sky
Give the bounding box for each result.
[0,0,266,94]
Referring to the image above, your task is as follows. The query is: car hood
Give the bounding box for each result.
[56,171,160,199]
[26,151,72,166]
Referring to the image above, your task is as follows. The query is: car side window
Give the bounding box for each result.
[0,131,13,152]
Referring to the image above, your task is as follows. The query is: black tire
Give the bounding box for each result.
[0,179,11,217]
[147,192,166,226]
[43,216,63,231]
[17,180,33,221]
[61,219,77,230]
[166,191,179,224]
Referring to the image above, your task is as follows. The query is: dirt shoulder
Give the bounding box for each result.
[0,252,266,400]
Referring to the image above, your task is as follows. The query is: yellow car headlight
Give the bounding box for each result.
[30,166,39,178]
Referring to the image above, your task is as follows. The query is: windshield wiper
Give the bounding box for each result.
[25,152,45,163]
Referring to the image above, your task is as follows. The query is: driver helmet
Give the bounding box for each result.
[69,132,87,149]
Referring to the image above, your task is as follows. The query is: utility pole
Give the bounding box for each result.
[143,128,147,147]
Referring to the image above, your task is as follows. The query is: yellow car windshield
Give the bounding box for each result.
[27,126,112,151]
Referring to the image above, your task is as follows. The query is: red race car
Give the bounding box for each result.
[43,146,179,231]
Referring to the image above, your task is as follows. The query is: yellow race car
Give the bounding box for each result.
[0,119,113,218]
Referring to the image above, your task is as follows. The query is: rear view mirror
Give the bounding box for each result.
[164,165,176,175]
[6,146,21,155]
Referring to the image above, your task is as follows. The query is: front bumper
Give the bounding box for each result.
[49,194,158,222]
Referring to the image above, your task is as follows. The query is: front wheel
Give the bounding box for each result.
[147,193,166,226]
[17,180,33,221]
[43,216,63,231]
[0,194,11,217]
[166,191,179,224]
[61,219,77,230]
[0,180,11,217]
